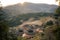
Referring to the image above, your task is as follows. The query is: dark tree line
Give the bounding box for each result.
[0,4,9,40]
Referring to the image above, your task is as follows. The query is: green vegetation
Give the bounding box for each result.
[0,6,9,40]
[46,20,54,26]
[8,12,54,27]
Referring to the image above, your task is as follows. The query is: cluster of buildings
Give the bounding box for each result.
[9,24,44,38]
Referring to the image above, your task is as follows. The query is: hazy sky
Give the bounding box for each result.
[0,0,57,6]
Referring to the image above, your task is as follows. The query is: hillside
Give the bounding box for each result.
[3,2,58,16]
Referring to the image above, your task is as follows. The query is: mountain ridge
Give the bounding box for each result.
[3,2,58,16]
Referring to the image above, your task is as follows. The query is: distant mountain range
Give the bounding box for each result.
[3,2,58,16]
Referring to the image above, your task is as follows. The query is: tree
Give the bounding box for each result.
[46,20,53,26]
[56,0,60,6]
[55,0,60,14]
[51,1,60,40]
[55,0,60,25]
[0,2,9,40]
